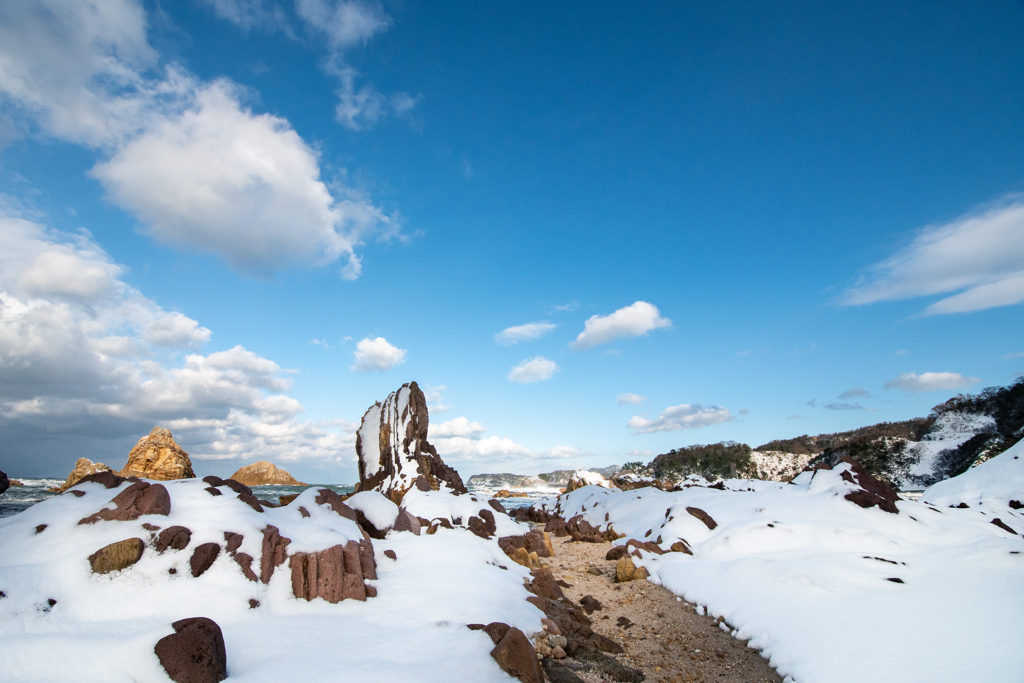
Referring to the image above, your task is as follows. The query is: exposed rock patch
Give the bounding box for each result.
[117,427,195,481]
[78,482,171,524]
[259,525,290,584]
[154,617,228,683]
[289,537,377,603]
[156,526,192,553]
[89,538,145,574]
[190,543,220,577]
[354,381,467,503]
[228,461,306,487]
[837,457,901,514]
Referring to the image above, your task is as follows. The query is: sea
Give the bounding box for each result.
[0,479,545,519]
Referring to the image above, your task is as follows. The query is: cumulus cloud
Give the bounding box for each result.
[294,0,390,49]
[0,210,353,464]
[494,321,556,346]
[0,1,392,278]
[842,198,1024,315]
[428,417,580,465]
[884,372,980,393]
[421,384,451,414]
[507,357,558,383]
[351,337,407,372]
[570,301,671,351]
[429,416,485,438]
[628,404,734,434]
[616,393,647,406]
[838,387,870,399]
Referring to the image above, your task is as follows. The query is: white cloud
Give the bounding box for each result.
[351,337,406,372]
[884,372,980,393]
[842,198,1024,315]
[429,417,485,438]
[507,356,558,383]
[0,1,393,279]
[628,404,734,434]
[838,387,870,399]
[616,393,647,406]
[0,210,352,464]
[570,301,671,350]
[494,321,556,346]
[824,402,865,411]
[294,0,390,49]
[91,81,390,277]
[201,0,291,32]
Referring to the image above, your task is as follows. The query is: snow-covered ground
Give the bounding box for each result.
[0,478,541,682]
[902,412,997,488]
[550,441,1024,683]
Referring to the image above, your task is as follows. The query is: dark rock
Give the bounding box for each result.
[35,524,47,534]
[839,457,900,514]
[0,469,8,496]
[157,526,192,553]
[566,515,611,543]
[358,536,377,580]
[616,616,633,629]
[221,479,252,496]
[233,553,257,582]
[223,532,243,554]
[236,490,264,513]
[991,518,1017,534]
[488,499,506,514]
[541,659,586,683]
[89,538,144,573]
[204,487,222,497]
[575,650,645,682]
[481,621,511,645]
[202,475,225,487]
[70,490,86,497]
[478,508,497,536]
[589,632,623,653]
[154,617,228,683]
[579,595,602,614]
[498,529,553,563]
[248,599,259,609]
[490,626,543,683]
[315,489,358,520]
[260,525,290,584]
[78,482,171,524]
[605,546,628,561]
[298,506,310,518]
[527,568,566,601]
[887,577,905,584]
[384,549,397,561]
[291,545,348,603]
[956,502,969,508]
[393,508,422,535]
[685,507,718,530]
[190,543,220,577]
[279,493,300,506]
[76,470,126,489]
[142,523,161,531]
[467,515,490,539]
[1010,500,1022,509]
[669,540,692,555]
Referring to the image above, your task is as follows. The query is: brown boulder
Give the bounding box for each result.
[78,482,171,524]
[117,427,195,481]
[190,543,220,577]
[353,381,467,504]
[154,617,227,683]
[49,458,114,493]
[490,626,543,683]
[89,537,145,574]
[259,525,291,584]
[156,526,192,553]
[685,506,718,530]
[615,556,649,583]
[228,461,307,487]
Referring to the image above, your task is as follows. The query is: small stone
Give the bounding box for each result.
[89,538,145,574]
[586,566,603,576]
[35,524,47,534]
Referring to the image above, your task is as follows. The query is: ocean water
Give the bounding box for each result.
[0,480,544,518]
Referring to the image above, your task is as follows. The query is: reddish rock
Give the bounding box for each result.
[190,543,220,577]
[78,482,171,524]
[156,526,192,553]
[490,626,543,683]
[384,549,397,561]
[291,545,347,603]
[685,506,718,530]
[223,532,243,554]
[315,489,358,520]
[605,545,628,561]
[154,617,227,683]
[260,525,290,584]
[233,553,258,582]
[393,508,422,535]
[839,457,900,514]
[579,595,602,614]
[566,515,612,543]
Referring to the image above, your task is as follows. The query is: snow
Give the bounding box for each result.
[345,490,399,530]
[0,478,543,682]
[922,438,1024,508]
[903,412,996,487]
[555,461,1024,683]
[356,403,382,477]
[402,488,530,537]
[569,469,612,488]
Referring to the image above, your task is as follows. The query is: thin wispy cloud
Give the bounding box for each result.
[825,402,865,410]
[507,357,558,383]
[842,197,1024,315]
[617,393,647,406]
[628,404,733,434]
[838,387,870,399]
[570,301,671,351]
[494,321,556,346]
[884,372,979,393]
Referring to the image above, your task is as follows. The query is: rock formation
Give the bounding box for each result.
[563,470,614,494]
[49,458,114,493]
[154,617,228,683]
[228,461,306,487]
[117,427,195,480]
[78,482,172,524]
[0,469,8,496]
[89,538,145,574]
[354,381,467,503]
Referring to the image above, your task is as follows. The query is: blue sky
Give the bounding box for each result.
[1,0,1023,483]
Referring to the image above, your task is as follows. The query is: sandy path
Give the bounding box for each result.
[546,535,782,683]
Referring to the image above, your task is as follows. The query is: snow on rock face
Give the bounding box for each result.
[543,460,1024,683]
[922,438,1024,508]
[355,381,467,503]
[902,412,998,488]
[0,475,543,682]
[345,491,400,531]
[563,469,613,493]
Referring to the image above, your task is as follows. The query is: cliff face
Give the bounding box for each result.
[355,381,466,503]
[229,461,306,487]
[117,427,195,481]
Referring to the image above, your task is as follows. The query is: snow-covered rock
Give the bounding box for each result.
[922,438,1024,508]
[355,382,467,502]
[563,469,613,493]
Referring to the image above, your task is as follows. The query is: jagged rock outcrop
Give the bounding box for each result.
[354,381,467,503]
[50,458,114,493]
[117,427,195,481]
[0,469,8,496]
[609,472,663,491]
[563,470,614,494]
[228,461,306,487]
